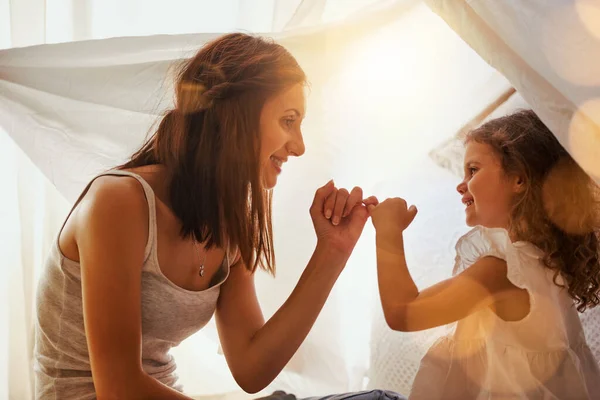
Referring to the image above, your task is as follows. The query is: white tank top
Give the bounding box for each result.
[34,170,232,399]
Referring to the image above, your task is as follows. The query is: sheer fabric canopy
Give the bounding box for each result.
[0,0,598,398]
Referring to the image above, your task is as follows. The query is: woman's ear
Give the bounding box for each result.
[513,175,526,193]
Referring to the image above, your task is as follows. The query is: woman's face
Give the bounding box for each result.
[258,83,306,189]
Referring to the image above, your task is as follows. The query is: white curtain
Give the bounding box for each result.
[3,0,598,399]
[422,0,600,185]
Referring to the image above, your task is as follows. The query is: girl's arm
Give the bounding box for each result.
[368,197,528,332]
[375,232,524,332]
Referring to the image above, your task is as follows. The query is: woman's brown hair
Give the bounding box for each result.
[467,109,600,311]
[119,33,307,275]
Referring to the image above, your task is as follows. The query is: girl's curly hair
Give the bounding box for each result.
[467,109,600,312]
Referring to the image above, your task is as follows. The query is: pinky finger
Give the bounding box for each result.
[362,196,379,207]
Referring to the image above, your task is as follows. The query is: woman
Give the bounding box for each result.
[34,33,369,399]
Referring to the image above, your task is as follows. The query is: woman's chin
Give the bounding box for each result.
[262,174,278,190]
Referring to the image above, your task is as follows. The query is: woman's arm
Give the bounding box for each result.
[76,176,193,400]
[369,197,527,332]
[216,245,347,393]
[215,181,370,394]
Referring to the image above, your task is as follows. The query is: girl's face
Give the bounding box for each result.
[457,141,522,229]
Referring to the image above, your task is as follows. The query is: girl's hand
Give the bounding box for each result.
[366,196,418,235]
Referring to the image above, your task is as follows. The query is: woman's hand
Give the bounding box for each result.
[309,180,369,257]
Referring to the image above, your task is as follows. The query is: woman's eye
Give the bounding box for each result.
[284,118,295,129]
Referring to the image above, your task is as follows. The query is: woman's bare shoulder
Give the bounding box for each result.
[60,174,150,261]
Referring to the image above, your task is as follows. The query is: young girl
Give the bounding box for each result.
[366,109,600,398]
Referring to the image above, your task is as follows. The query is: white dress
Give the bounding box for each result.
[409,226,600,399]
